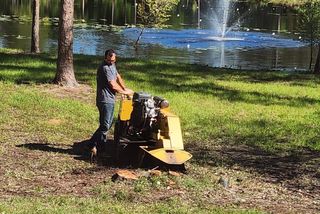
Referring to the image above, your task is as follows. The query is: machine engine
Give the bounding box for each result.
[128,92,168,138]
[114,91,192,166]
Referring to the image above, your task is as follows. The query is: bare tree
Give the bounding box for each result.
[31,0,40,53]
[54,0,78,87]
[315,43,320,73]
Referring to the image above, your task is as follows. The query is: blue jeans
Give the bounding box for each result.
[91,102,114,147]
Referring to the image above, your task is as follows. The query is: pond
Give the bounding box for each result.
[0,0,312,71]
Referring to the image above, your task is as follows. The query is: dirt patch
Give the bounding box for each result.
[0,140,111,198]
[36,83,95,104]
[189,143,320,194]
[47,118,64,125]
[0,138,319,213]
[188,143,320,213]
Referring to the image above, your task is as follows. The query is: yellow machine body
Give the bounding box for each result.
[117,98,192,165]
[119,98,133,121]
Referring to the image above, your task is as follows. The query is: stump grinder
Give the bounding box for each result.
[114,92,192,168]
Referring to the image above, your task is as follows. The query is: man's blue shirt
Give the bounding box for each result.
[96,61,118,104]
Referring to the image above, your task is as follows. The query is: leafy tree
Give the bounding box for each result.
[296,1,320,73]
[31,0,40,53]
[54,0,78,86]
[257,0,320,73]
[134,0,179,48]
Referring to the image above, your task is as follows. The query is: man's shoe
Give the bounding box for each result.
[102,131,108,143]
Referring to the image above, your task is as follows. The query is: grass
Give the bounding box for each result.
[122,56,320,153]
[0,83,96,144]
[2,48,320,152]
[0,196,262,214]
[0,48,319,213]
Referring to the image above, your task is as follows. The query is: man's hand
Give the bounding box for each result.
[121,88,134,100]
[123,88,134,95]
[109,80,133,95]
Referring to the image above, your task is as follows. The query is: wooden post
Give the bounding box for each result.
[198,0,201,29]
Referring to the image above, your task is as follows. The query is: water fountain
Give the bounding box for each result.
[123,0,305,49]
[121,0,307,70]
[212,0,231,38]
[208,0,244,41]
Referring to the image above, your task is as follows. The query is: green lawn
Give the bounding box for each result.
[2,48,319,152]
[0,48,319,213]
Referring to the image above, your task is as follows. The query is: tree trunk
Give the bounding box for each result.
[81,0,85,18]
[309,42,313,71]
[112,0,115,25]
[54,0,78,87]
[314,43,320,74]
[31,0,40,53]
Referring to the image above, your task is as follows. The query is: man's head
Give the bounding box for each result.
[105,49,116,64]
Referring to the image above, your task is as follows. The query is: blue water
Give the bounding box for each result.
[123,28,306,50]
[0,21,312,70]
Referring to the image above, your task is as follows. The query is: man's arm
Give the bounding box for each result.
[116,73,126,90]
[104,65,133,95]
[109,80,133,95]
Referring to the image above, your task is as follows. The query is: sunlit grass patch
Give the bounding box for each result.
[0,82,97,144]
[0,196,263,214]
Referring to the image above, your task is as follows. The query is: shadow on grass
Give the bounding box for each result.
[16,142,73,154]
[16,139,185,170]
[122,62,320,107]
[0,51,99,84]
[16,140,94,164]
[1,51,320,108]
[16,140,120,166]
[0,64,55,84]
[188,143,320,195]
[122,59,320,84]
[0,52,55,84]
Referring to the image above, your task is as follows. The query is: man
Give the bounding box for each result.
[91,49,133,160]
